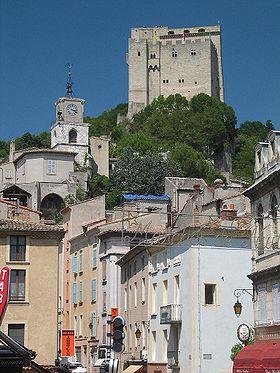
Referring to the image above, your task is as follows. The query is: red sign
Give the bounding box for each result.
[61,330,75,357]
[0,266,10,320]
[111,308,118,334]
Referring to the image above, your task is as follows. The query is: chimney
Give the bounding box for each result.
[193,184,201,193]
[9,140,15,163]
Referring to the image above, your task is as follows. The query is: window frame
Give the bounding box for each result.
[47,159,56,175]
[10,270,26,302]
[10,236,26,262]
[204,283,216,306]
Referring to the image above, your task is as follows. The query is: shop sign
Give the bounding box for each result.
[0,266,10,320]
[237,324,251,343]
[61,330,75,357]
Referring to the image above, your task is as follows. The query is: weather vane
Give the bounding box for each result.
[65,62,74,97]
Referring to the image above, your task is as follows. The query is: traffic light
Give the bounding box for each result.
[112,316,125,353]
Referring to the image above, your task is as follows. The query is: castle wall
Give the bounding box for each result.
[127,25,224,117]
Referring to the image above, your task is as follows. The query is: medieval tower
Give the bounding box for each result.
[127,25,224,117]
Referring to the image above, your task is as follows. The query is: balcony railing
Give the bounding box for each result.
[160,304,182,324]
[167,350,179,368]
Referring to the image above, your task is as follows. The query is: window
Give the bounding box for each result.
[134,282,137,307]
[79,281,83,303]
[8,324,24,345]
[90,312,96,337]
[92,247,97,268]
[142,321,146,349]
[91,279,97,302]
[79,314,83,336]
[163,280,168,305]
[191,50,196,56]
[74,315,78,336]
[272,284,280,321]
[72,255,78,273]
[47,160,56,175]
[205,284,216,305]
[124,288,128,311]
[195,81,198,85]
[151,331,156,361]
[198,28,205,32]
[168,30,175,35]
[257,204,264,255]
[5,170,12,179]
[174,275,180,304]
[151,254,158,272]
[72,282,77,304]
[102,260,107,282]
[271,195,278,238]
[162,250,168,268]
[163,329,168,361]
[141,278,146,303]
[258,287,267,322]
[103,291,106,312]
[172,49,177,58]
[138,51,141,56]
[10,236,26,261]
[79,252,83,272]
[150,53,156,59]
[257,150,262,166]
[69,129,77,144]
[151,283,157,314]
[271,139,276,156]
[10,270,25,301]
[179,78,184,83]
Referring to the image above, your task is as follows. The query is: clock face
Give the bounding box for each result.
[66,103,78,116]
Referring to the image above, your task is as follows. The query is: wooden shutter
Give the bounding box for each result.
[92,248,97,268]
[91,279,96,301]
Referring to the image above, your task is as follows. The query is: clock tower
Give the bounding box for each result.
[50,65,90,167]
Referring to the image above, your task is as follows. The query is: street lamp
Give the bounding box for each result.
[233,299,243,317]
[233,288,253,318]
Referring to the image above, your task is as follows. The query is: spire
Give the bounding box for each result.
[65,63,74,98]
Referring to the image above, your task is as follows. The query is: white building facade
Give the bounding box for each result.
[147,227,253,373]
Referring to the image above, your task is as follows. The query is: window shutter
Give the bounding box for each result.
[92,248,97,268]
[79,281,83,303]
[72,256,78,273]
[259,288,267,322]
[91,312,96,337]
[91,279,96,301]
[273,284,280,321]
[72,283,77,304]
[79,253,83,272]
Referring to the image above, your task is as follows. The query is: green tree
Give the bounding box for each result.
[0,140,9,158]
[85,103,128,138]
[112,147,182,194]
[88,173,122,210]
[170,143,226,185]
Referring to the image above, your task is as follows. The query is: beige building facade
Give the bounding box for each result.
[0,200,64,367]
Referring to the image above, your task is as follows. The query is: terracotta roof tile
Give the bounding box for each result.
[0,219,64,233]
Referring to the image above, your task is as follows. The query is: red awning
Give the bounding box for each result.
[233,342,280,373]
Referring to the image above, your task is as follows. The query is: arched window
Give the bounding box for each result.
[168,30,175,35]
[271,195,278,241]
[257,204,264,255]
[184,29,190,34]
[69,129,77,144]
[198,28,206,33]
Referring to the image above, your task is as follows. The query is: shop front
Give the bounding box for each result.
[233,342,280,372]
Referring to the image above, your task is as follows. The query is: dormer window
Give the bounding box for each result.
[198,28,206,33]
[168,30,175,35]
[69,129,77,144]
[172,49,177,58]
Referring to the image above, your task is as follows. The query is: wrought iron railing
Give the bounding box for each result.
[160,304,182,324]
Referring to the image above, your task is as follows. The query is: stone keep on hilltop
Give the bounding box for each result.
[127,25,224,117]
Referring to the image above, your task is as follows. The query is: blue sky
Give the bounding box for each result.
[0,0,280,139]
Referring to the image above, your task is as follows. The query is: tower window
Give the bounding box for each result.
[168,30,175,35]
[195,81,198,85]
[69,129,77,144]
[191,50,196,56]
[172,49,177,58]
[163,79,169,84]
[198,28,206,33]
[179,79,184,83]
[138,51,141,56]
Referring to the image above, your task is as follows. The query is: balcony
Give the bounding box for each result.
[160,304,182,324]
[167,350,179,368]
